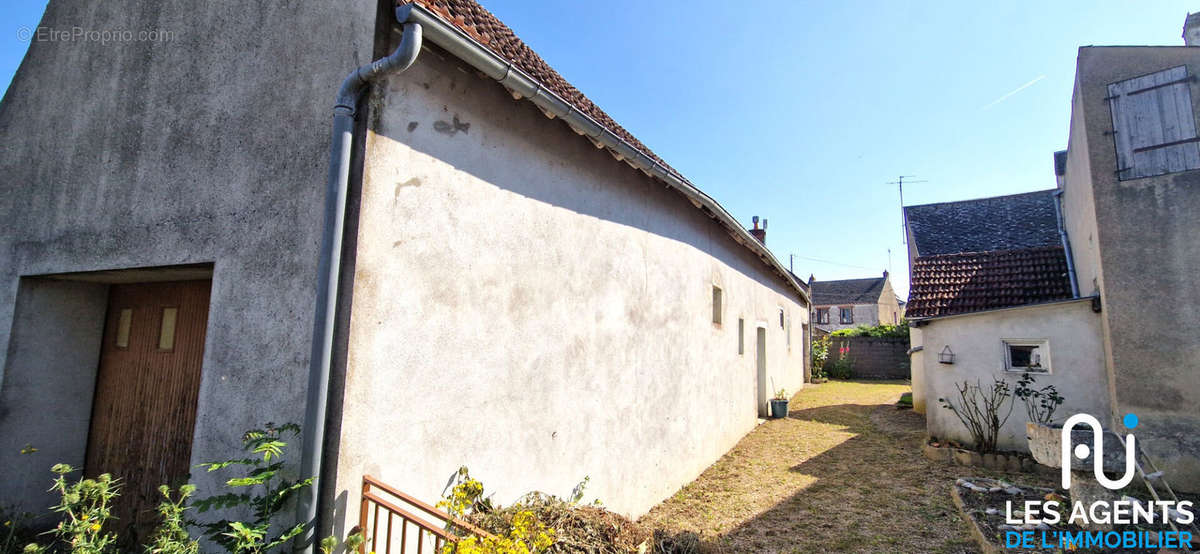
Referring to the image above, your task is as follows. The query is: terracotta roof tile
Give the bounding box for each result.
[906,246,1072,319]
[399,0,671,171]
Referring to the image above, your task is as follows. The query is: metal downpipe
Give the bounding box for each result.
[1053,189,1080,298]
[295,20,423,552]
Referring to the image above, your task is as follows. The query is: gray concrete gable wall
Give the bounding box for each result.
[0,0,382,508]
[1073,47,1200,490]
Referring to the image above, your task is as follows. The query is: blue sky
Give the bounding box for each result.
[1,1,1194,298]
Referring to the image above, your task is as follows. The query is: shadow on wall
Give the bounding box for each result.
[369,52,799,302]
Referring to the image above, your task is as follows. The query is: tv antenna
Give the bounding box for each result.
[886,175,927,244]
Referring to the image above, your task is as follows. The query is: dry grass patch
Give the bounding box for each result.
[638,380,1056,553]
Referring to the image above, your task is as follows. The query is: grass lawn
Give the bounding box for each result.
[638,380,1055,553]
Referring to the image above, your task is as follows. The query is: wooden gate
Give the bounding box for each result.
[85,280,211,539]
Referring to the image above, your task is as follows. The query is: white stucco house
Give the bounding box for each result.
[907,16,1200,491]
[0,0,811,548]
[904,191,1109,452]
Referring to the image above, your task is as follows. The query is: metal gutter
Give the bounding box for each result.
[908,295,1098,324]
[1053,189,1081,297]
[296,19,424,552]
[396,3,810,305]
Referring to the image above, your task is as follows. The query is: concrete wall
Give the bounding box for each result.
[0,279,107,518]
[1065,47,1200,490]
[829,336,910,380]
[327,49,808,524]
[912,300,1109,452]
[0,0,383,510]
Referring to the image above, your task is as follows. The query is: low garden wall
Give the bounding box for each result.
[831,336,910,379]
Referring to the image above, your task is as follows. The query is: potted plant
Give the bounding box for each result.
[771,389,790,418]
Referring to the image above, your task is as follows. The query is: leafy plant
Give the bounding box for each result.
[826,343,853,380]
[938,378,1015,454]
[145,485,200,554]
[1014,372,1064,425]
[191,423,311,554]
[438,468,555,554]
[1,506,38,554]
[830,321,909,338]
[23,464,120,554]
[773,389,788,401]
[318,531,364,554]
[810,335,830,379]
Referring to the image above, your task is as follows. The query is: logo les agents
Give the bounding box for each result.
[1060,413,1137,490]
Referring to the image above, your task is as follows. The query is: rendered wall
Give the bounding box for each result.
[0,279,107,518]
[1070,47,1200,490]
[914,300,1108,452]
[328,49,808,525]
[0,0,382,510]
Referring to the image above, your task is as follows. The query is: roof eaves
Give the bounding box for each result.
[395,2,810,303]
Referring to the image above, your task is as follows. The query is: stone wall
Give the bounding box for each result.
[832,336,910,379]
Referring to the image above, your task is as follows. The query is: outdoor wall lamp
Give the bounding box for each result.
[938,345,955,365]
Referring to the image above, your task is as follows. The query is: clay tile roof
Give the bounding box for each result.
[906,246,1072,319]
[810,276,887,306]
[399,0,671,172]
[904,190,1061,257]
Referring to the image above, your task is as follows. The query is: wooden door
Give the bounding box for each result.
[86,280,211,537]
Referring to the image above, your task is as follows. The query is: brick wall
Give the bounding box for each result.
[831,336,910,379]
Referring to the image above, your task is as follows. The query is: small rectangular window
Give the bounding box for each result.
[815,308,829,324]
[840,307,854,324]
[738,318,745,355]
[115,308,133,348]
[1004,340,1050,373]
[712,286,723,325]
[158,307,178,351]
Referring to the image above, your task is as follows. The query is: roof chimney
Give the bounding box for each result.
[748,216,766,244]
[1184,12,1200,46]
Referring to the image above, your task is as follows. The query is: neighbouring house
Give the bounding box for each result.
[909,17,1200,492]
[0,0,811,546]
[808,271,903,332]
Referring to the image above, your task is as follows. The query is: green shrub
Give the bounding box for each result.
[826,342,853,379]
[830,321,909,338]
[810,335,830,379]
[18,423,313,554]
[191,423,311,554]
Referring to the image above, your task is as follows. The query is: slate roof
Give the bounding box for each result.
[810,276,887,306]
[904,190,1061,257]
[398,0,670,171]
[906,246,1072,319]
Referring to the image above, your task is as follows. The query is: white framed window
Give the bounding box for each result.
[1107,66,1200,180]
[815,308,830,324]
[1003,339,1050,373]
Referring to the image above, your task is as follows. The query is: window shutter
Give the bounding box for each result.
[1107,66,1200,180]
